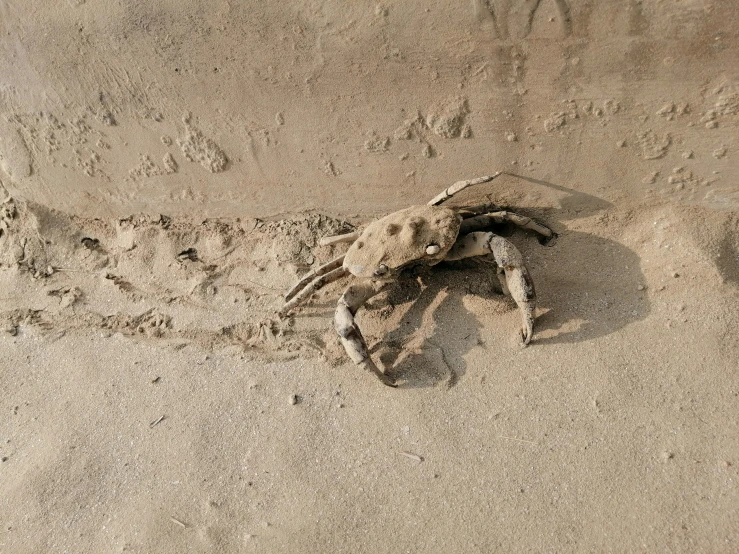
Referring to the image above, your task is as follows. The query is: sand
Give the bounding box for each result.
[0,1,738,552]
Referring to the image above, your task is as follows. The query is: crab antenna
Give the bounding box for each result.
[427,172,503,206]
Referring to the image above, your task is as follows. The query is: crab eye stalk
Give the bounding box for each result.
[373,264,389,276]
[425,244,441,255]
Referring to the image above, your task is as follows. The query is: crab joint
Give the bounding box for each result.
[334,303,369,363]
[373,264,389,276]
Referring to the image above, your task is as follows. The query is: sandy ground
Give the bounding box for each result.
[0,1,738,553]
[0,186,737,553]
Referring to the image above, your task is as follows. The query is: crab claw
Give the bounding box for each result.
[335,281,398,387]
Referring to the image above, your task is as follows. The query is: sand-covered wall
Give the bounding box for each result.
[0,0,737,218]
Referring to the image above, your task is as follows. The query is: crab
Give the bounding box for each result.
[280,173,554,387]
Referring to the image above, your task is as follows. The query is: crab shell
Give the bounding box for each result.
[343,205,462,279]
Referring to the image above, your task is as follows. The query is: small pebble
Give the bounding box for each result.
[289,394,299,405]
[637,284,645,291]
[672,272,680,278]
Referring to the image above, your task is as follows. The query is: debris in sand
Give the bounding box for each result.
[364,133,391,153]
[149,415,166,428]
[170,516,188,528]
[47,286,83,309]
[635,130,671,159]
[177,118,228,173]
[80,237,100,250]
[425,96,470,139]
[400,451,424,462]
[323,159,340,177]
[177,248,199,262]
[499,436,537,445]
[660,451,675,463]
[544,112,567,132]
[129,154,166,179]
[715,91,739,115]
[163,152,178,174]
[289,394,299,405]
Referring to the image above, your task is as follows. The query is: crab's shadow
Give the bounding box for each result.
[372,264,497,389]
[364,178,650,389]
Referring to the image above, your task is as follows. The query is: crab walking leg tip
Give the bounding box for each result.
[359,359,397,387]
[318,231,360,247]
[521,322,533,345]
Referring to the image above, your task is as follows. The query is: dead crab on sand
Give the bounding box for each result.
[280,173,555,386]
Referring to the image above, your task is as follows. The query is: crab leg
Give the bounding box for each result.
[427,172,502,206]
[335,280,396,387]
[280,266,348,316]
[318,231,360,247]
[459,211,554,239]
[445,232,537,344]
[285,254,346,302]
